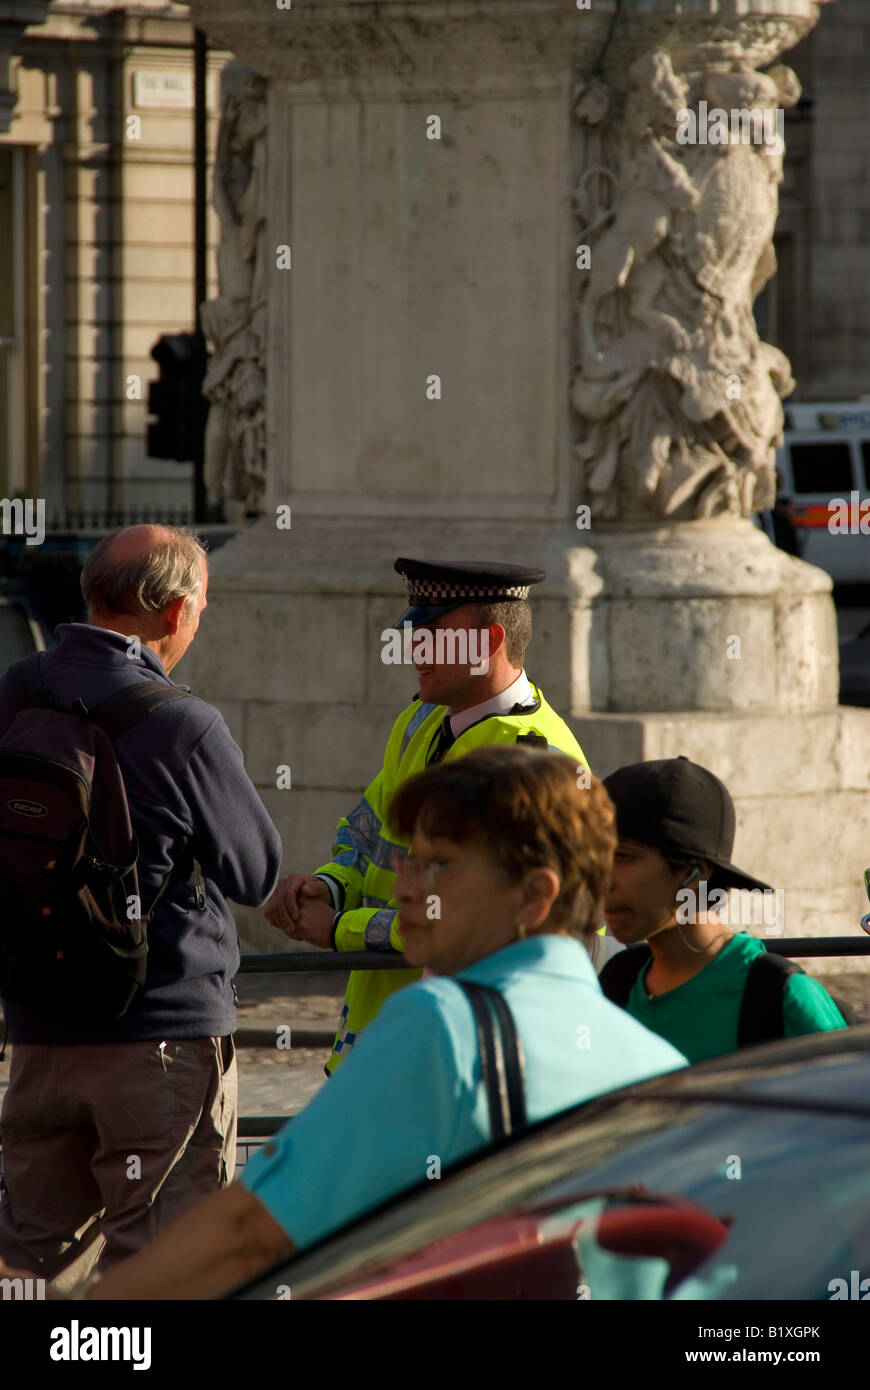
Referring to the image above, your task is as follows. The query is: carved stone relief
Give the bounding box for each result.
[573,45,802,521]
[200,66,268,512]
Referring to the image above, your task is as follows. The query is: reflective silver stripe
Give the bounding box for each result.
[364,909,397,952]
[362,893,390,909]
[333,846,368,874]
[370,835,408,872]
[341,796,381,857]
[399,702,439,760]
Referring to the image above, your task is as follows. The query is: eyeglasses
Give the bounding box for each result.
[391,849,461,894]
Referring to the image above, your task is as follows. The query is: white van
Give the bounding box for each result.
[776,402,870,584]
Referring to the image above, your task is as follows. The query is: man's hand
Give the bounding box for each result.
[292,896,337,951]
[265,874,330,938]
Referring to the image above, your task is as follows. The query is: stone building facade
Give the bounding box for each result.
[0,0,227,525]
[0,0,867,528]
[1,1,869,963]
[769,0,870,401]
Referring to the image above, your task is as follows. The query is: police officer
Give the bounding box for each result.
[265,558,590,1074]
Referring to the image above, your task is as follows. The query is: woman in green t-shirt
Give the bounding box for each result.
[598,756,847,1063]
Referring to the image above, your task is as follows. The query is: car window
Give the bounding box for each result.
[861,441,870,490]
[270,1100,870,1301]
[789,441,854,494]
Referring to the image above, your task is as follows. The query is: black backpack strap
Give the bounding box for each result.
[86,681,193,915]
[598,943,652,1007]
[738,951,804,1047]
[89,682,190,740]
[455,979,526,1140]
[740,952,857,1040]
[4,655,190,738]
[4,652,50,710]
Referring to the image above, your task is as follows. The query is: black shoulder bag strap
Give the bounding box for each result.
[598,943,652,1007]
[455,979,527,1141]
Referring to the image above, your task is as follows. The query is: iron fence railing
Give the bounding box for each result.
[237,939,870,976]
[231,937,870,1154]
[3,940,868,1170]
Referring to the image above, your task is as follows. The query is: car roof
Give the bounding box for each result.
[611,1022,870,1117]
[230,1024,870,1300]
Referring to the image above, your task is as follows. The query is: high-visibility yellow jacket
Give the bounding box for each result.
[315,685,588,1074]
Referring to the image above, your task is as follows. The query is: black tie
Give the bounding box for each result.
[428,715,456,764]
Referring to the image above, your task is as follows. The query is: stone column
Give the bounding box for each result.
[0,2,51,132]
[185,0,866,958]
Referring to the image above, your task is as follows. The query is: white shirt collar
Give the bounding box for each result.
[447,670,535,738]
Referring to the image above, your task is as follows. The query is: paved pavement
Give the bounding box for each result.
[231,973,341,1121]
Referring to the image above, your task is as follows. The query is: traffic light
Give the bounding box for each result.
[146,332,209,462]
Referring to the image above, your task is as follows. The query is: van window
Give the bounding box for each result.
[790,442,853,494]
[861,441,870,489]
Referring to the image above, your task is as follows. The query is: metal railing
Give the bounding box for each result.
[237,940,870,974]
[3,939,868,1168]
[238,950,414,973]
[234,952,415,1157]
[232,936,870,1155]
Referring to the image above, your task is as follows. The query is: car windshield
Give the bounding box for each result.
[236,1089,870,1301]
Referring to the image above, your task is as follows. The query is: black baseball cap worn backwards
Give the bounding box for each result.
[394,558,546,628]
[602,756,771,893]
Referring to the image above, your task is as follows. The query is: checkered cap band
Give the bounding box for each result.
[402,578,531,603]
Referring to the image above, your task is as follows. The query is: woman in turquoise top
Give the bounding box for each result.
[599,756,846,1062]
[8,747,685,1300]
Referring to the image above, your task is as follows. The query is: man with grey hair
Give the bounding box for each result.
[0,524,281,1289]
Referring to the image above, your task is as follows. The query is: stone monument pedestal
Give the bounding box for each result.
[183,512,870,957]
[181,0,865,963]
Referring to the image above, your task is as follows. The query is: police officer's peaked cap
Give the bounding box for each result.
[393,558,546,628]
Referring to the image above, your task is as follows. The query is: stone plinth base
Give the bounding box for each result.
[179,515,867,960]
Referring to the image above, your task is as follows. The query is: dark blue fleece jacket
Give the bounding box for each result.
[0,624,282,1043]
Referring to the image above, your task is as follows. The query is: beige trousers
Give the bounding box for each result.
[0,1035,236,1289]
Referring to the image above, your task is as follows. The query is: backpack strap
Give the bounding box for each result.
[739,951,857,1041]
[88,682,190,740]
[737,951,804,1047]
[4,652,51,710]
[4,654,190,739]
[455,979,526,1140]
[598,943,652,1007]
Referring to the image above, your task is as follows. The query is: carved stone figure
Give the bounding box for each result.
[201,66,268,513]
[572,47,800,522]
[577,50,700,365]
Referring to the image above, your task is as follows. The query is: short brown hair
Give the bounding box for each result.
[389,746,615,942]
[471,599,531,668]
